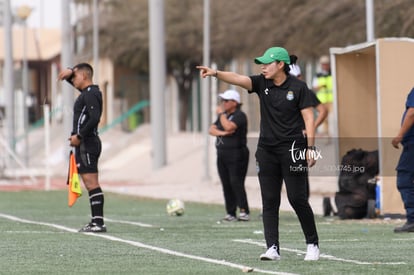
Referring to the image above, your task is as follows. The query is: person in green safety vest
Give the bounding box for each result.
[312,55,333,137]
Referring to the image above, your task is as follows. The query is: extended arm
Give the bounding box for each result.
[196,66,252,91]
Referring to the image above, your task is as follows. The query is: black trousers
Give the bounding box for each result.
[255,145,318,248]
[217,147,250,216]
[396,145,414,223]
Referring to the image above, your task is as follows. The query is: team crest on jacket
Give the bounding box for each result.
[286,91,294,101]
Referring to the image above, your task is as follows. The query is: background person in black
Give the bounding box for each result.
[58,63,106,233]
[197,46,320,261]
[209,90,250,222]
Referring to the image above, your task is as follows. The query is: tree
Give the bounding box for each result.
[75,0,414,130]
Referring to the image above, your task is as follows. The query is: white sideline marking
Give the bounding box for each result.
[0,213,78,233]
[4,231,66,234]
[393,238,414,241]
[234,239,406,265]
[323,239,361,242]
[0,213,298,275]
[105,217,153,228]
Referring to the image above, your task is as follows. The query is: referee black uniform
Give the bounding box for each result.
[72,84,103,174]
[66,65,105,231]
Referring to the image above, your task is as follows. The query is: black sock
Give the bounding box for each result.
[89,187,104,225]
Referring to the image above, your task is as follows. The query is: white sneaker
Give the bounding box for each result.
[260,245,280,260]
[238,212,250,221]
[304,244,320,261]
[222,214,237,222]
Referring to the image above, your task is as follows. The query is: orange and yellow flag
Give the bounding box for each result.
[67,151,82,207]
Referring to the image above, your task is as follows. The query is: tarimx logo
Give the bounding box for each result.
[289,140,322,163]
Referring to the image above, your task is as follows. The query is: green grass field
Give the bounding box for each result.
[0,190,412,275]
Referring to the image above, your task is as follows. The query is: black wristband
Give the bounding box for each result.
[307,146,316,150]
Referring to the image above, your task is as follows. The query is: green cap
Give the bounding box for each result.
[254,47,290,65]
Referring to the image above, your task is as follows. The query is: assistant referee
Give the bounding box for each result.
[58,63,106,233]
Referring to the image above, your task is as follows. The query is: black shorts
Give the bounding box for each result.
[75,136,102,174]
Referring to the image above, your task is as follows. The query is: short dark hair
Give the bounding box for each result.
[73,63,94,79]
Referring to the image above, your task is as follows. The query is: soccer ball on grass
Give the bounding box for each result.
[166,199,185,216]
